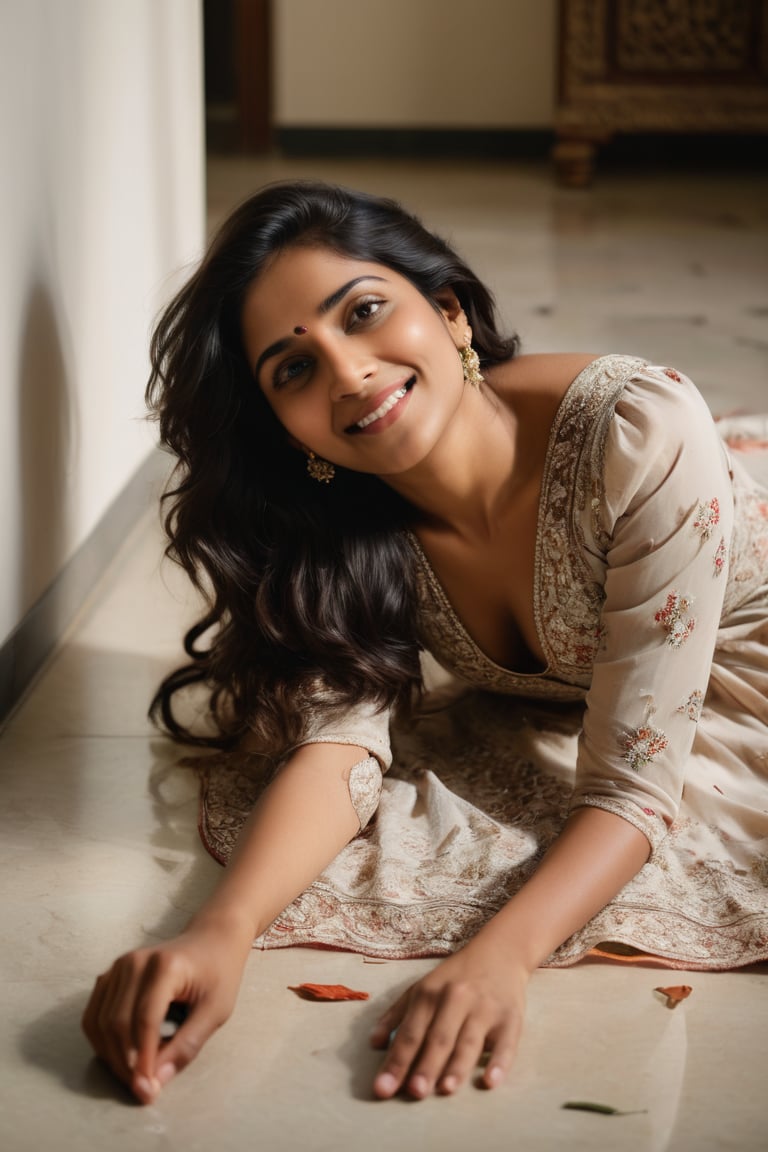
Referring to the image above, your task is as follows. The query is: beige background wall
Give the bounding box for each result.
[273,0,557,128]
[0,0,205,652]
[1,0,556,663]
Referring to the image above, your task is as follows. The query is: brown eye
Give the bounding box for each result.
[349,298,384,326]
[274,357,312,389]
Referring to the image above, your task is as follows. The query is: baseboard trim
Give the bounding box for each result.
[275,127,554,159]
[267,127,768,169]
[0,449,169,726]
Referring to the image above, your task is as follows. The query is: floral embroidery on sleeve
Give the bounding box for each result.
[693,497,720,540]
[654,591,696,648]
[713,537,727,577]
[663,368,682,382]
[621,724,669,771]
[676,689,704,722]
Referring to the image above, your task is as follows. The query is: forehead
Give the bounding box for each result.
[241,246,411,335]
[248,247,389,307]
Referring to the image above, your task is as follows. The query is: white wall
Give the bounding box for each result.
[274,0,557,128]
[0,0,205,649]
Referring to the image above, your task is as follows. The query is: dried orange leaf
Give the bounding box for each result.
[655,984,692,1008]
[288,983,369,1001]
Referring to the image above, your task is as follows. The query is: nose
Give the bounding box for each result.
[325,337,377,401]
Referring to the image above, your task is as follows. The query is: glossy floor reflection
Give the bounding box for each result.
[2,157,766,1152]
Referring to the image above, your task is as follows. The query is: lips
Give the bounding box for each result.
[346,376,415,434]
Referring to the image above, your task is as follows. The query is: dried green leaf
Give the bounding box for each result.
[562,1101,647,1116]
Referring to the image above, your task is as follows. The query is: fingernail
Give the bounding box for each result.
[156,1062,176,1087]
[135,1075,159,1101]
[374,1072,398,1096]
[126,1048,138,1070]
[409,1074,429,1097]
[440,1075,458,1094]
[486,1065,503,1087]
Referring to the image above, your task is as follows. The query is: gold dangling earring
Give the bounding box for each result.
[306,451,335,484]
[459,333,484,389]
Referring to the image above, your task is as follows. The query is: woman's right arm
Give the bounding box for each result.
[82,741,369,1104]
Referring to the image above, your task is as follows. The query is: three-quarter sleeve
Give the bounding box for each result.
[570,366,734,854]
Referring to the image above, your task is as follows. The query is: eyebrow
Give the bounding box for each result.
[252,275,387,380]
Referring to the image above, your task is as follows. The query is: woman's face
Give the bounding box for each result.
[240,245,469,478]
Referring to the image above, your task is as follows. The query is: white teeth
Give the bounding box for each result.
[355,386,407,429]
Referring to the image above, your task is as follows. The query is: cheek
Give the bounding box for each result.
[399,313,456,367]
[266,392,325,445]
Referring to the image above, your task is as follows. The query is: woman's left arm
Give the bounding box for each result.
[371,807,648,1099]
[373,365,735,1099]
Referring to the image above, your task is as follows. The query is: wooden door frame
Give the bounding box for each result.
[235,0,271,152]
[205,0,271,153]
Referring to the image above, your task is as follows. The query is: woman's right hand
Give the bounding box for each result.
[82,741,370,1104]
[82,914,252,1104]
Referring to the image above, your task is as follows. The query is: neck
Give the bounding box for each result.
[382,381,521,540]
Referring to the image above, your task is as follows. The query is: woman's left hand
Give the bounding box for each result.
[369,935,528,1099]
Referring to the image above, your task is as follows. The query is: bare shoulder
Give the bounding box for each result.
[490,352,602,403]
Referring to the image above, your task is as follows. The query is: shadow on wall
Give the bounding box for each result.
[13,280,75,694]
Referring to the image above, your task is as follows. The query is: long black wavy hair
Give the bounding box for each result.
[147,180,519,750]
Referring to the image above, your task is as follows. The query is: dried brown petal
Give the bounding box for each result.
[655,984,692,1008]
[288,983,370,1001]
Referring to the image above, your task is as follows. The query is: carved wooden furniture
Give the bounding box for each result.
[554,0,768,185]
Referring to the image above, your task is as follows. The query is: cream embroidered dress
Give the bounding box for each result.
[198,355,768,970]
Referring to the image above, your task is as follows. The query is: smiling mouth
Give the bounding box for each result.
[347,377,415,434]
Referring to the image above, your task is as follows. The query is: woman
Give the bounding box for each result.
[82,181,768,1106]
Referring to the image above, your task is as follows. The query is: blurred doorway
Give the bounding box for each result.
[204,0,272,152]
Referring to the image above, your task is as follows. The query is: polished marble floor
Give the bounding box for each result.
[2,156,767,1151]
